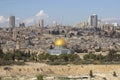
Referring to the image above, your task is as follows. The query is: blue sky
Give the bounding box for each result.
[0,0,120,26]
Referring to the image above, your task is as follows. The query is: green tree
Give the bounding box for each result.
[14,50,28,61]
[83,53,96,60]
[113,71,117,77]
[14,50,22,60]
[89,70,94,78]
[0,48,4,58]
[107,49,117,62]
[58,54,69,62]
[115,54,120,61]
[96,54,104,61]
[37,74,43,80]
[3,53,13,61]
[38,53,50,61]
[58,53,80,64]
[68,54,80,62]
[29,53,36,61]
[48,55,58,62]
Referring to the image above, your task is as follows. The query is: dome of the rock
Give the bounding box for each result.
[54,38,66,46]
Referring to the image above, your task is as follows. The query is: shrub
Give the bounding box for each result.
[37,74,43,80]
[113,71,117,77]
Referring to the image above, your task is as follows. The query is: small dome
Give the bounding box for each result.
[55,38,66,46]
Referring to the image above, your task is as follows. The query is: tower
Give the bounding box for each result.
[9,16,15,28]
[38,19,44,27]
[89,14,98,27]
[52,21,57,27]
[13,29,17,40]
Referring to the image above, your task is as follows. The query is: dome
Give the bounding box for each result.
[55,38,66,46]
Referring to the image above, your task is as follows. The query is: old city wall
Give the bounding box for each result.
[0,64,120,76]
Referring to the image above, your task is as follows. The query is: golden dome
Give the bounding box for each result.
[55,38,66,46]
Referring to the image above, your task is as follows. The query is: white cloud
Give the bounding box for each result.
[0,10,51,27]
[102,18,120,21]
[24,18,34,24]
[0,16,8,27]
[23,10,50,26]
[0,16,21,27]
[0,16,4,21]
[16,17,20,20]
[101,18,120,24]
[36,10,49,18]
[0,16,6,23]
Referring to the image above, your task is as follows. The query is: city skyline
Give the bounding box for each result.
[0,0,120,27]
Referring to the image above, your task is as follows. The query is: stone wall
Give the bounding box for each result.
[0,63,120,77]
